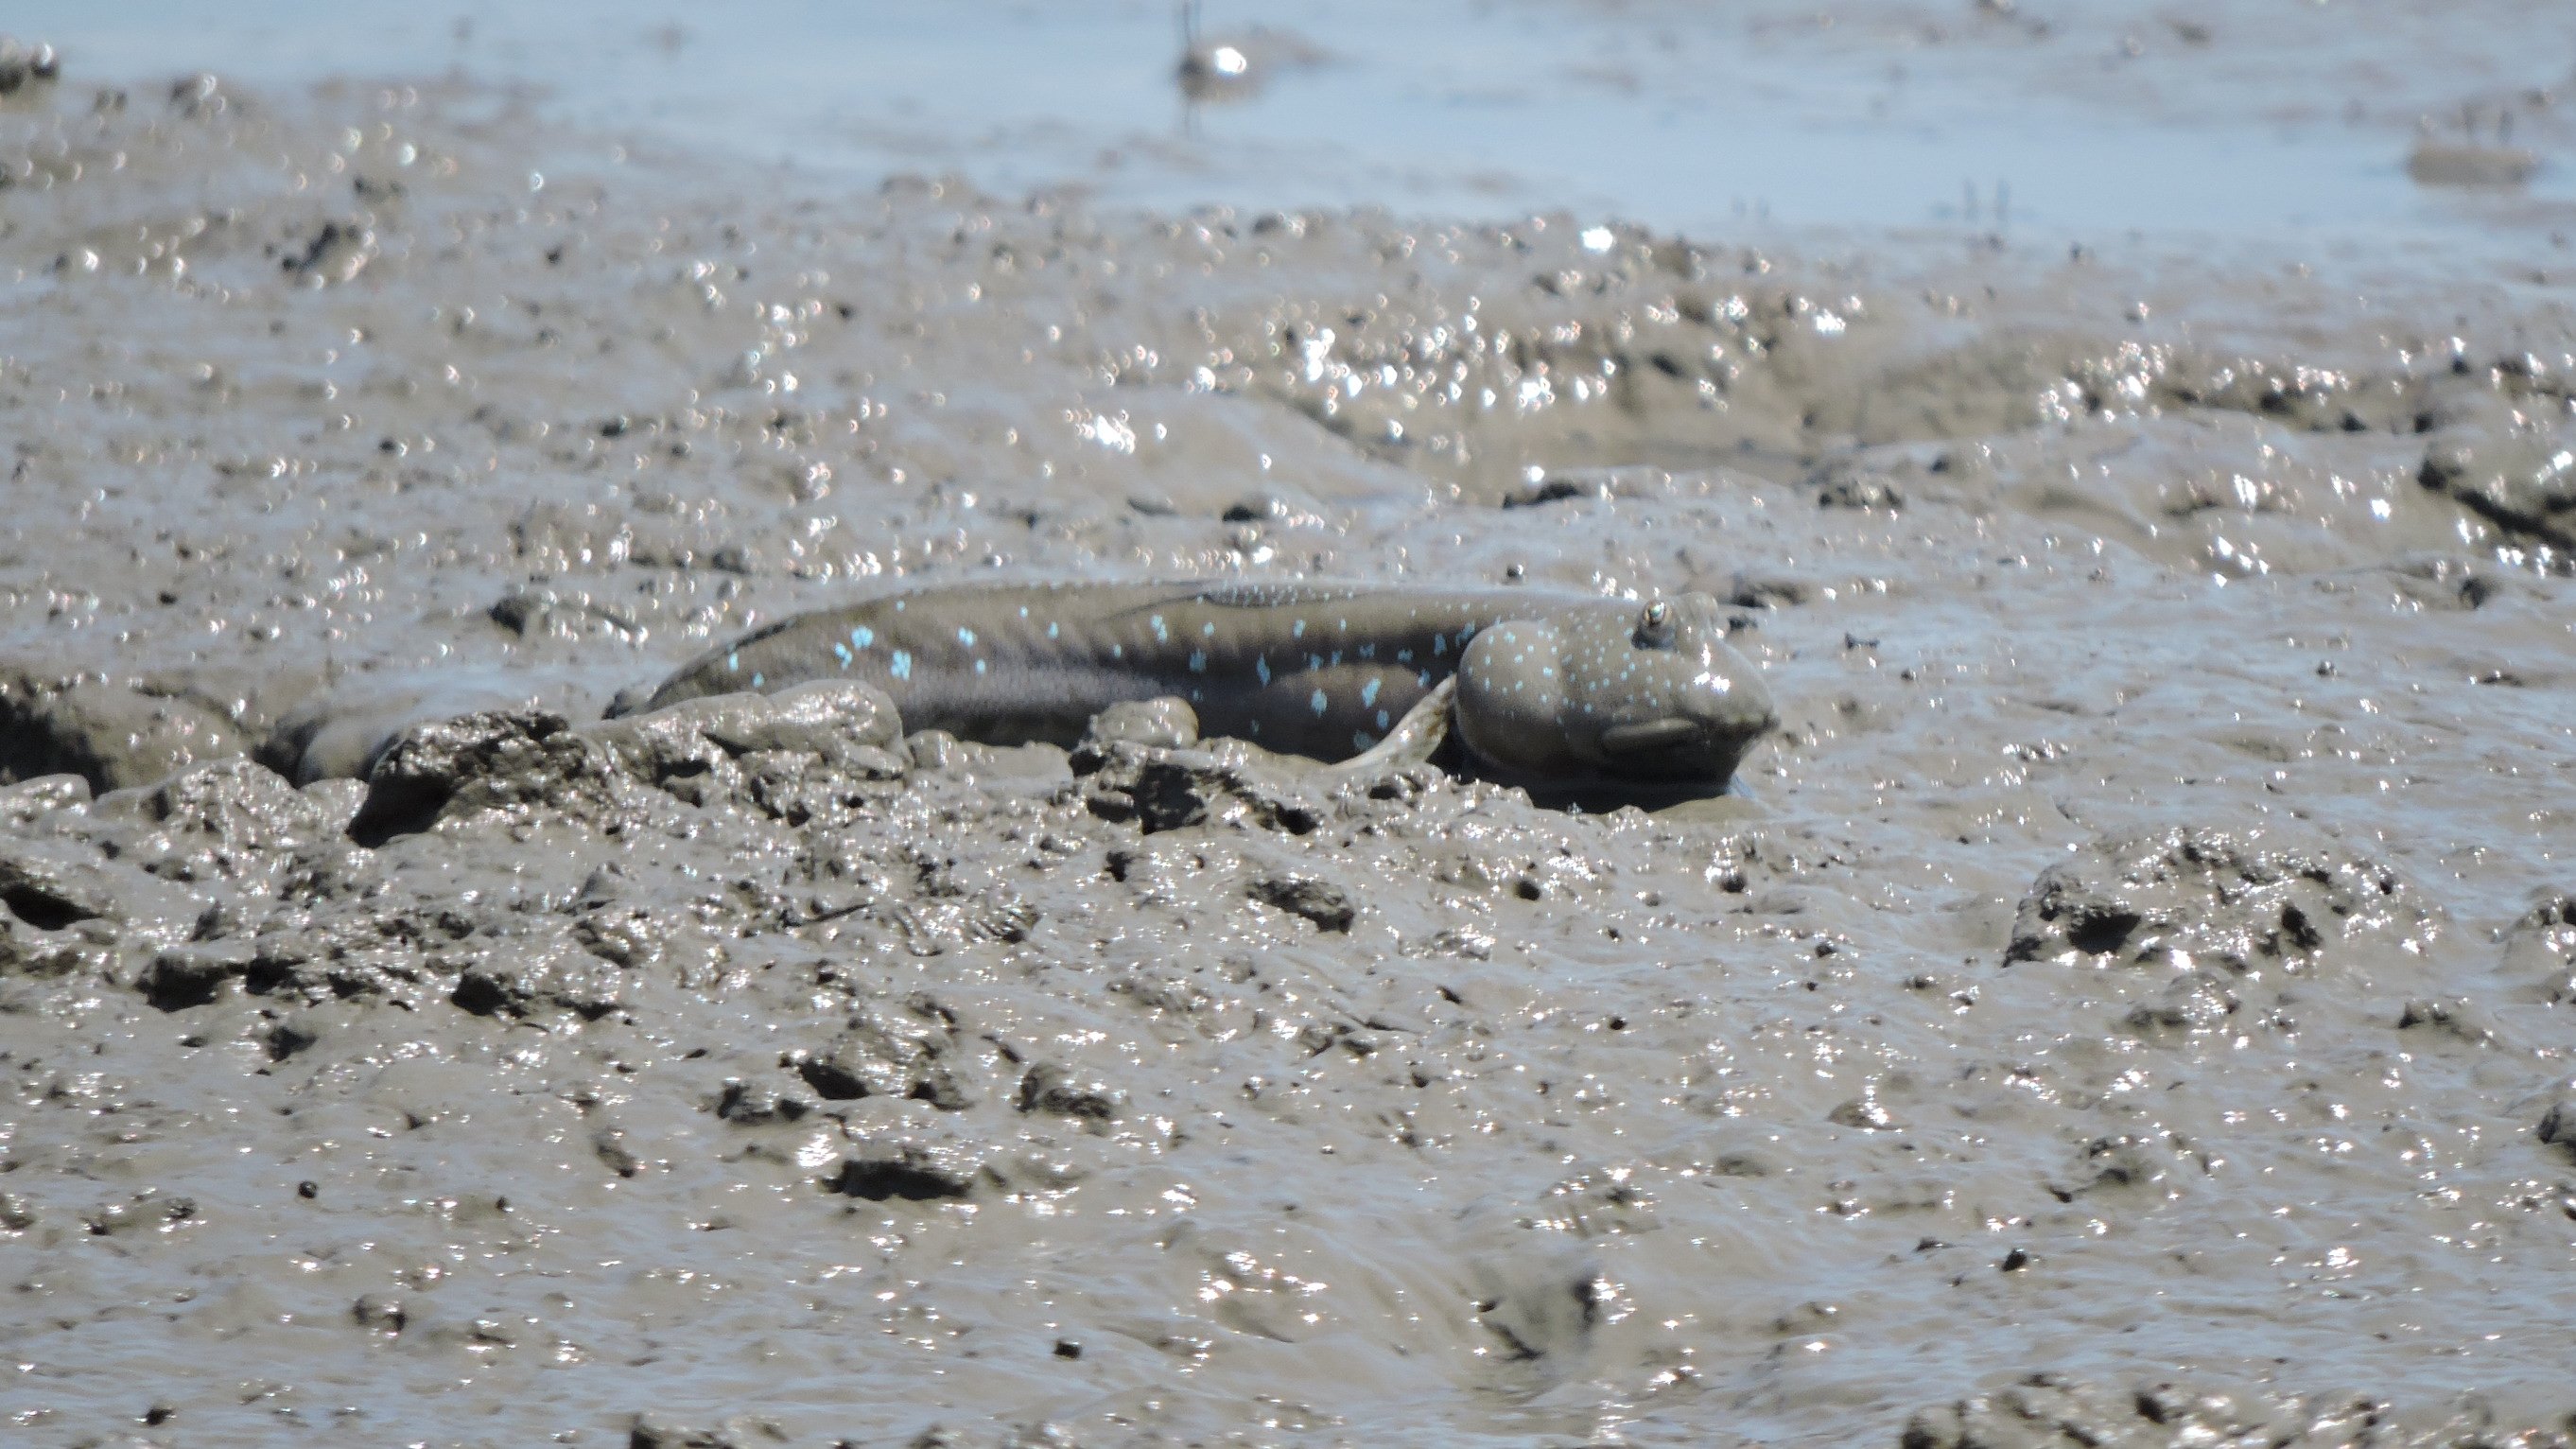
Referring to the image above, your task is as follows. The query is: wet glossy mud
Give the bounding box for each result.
[0,48,2574,1449]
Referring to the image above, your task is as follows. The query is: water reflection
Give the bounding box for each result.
[6,0,2570,253]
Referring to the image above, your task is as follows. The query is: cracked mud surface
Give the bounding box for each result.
[1,39,2574,1449]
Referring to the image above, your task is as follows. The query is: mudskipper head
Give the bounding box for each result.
[1454,592,1774,788]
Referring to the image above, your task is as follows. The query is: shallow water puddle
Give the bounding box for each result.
[16,0,2575,254]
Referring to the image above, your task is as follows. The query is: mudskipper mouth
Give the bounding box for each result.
[1598,717,1705,756]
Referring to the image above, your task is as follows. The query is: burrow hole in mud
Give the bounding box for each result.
[2068,910,2144,956]
[2279,903,2323,951]
[827,1160,969,1202]
[795,1058,868,1100]
[2,885,95,933]
[448,974,511,1017]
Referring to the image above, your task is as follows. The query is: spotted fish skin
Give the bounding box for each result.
[637,580,1774,786]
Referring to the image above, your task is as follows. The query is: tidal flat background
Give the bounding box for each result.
[1,3,2574,1445]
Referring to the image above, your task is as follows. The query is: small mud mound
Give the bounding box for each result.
[0,678,240,793]
[2005,825,2427,971]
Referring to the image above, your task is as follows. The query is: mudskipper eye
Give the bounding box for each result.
[1633,599,1675,648]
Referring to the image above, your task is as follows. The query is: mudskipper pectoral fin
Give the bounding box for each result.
[1598,717,1704,756]
[1321,676,1455,777]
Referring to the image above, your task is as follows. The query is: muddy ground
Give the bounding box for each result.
[2,32,2576,1449]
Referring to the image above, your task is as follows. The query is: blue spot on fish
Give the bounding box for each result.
[833,642,852,666]
[958,626,977,647]
[1361,678,1381,707]
[1293,619,1307,638]
[727,652,740,672]
[752,673,763,688]
[974,658,987,674]
[1189,650,1207,672]
[1203,621,1216,637]
[891,651,914,680]
[1047,621,1059,638]
[1377,709,1390,729]
[1151,615,1169,643]
[1310,689,1328,716]
[850,626,874,649]
[1256,656,1271,685]
[1353,731,1375,750]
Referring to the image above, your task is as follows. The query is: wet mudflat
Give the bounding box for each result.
[2,10,2576,1447]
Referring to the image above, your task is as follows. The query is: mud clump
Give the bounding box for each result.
[447,942,630,1021]
[1899,1373,2546,1449]
[2004,826,2421,970]
[0,834,117,977]
[2419,432,2576,550]
[1245,869,1357,932]
[1812,459,1906,512]
[348,685,907,845]
[0,679,240,793]
[1080,737,1326,835]
[346,709,624,846]
[788,1004,974,1109]
[2505,893,2576,1001]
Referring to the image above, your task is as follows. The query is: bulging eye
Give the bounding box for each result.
[1633,599,1674,648]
